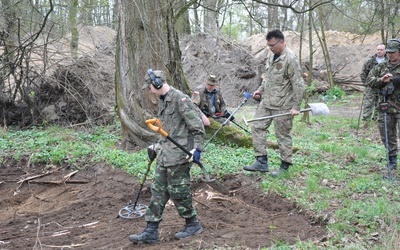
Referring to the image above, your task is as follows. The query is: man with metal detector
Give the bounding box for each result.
[367,39,400,175]
[128,69,206,244]
[191,74,228,124]
[243,29,306,177]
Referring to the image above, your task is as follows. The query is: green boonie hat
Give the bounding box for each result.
[207,74,218,86]
[142,70,166,90]
[386,39,400,53]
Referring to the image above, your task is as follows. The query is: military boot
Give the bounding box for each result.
[128,222,159,244]
[389,156,397,170]
[270,161,291,178]
[243,156,268,172]
[175,216,203,240]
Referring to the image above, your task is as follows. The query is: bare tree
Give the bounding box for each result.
[69,0,79,59]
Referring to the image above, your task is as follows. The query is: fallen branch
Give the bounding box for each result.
[29,180,90,185]
[17,172,53,183]
[40,243,85,248]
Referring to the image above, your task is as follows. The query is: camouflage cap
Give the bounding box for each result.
[207,74,219,86]
[385,39,400,53]
[142,70,167,90]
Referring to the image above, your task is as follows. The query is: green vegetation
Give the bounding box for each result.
[1,92,400,249]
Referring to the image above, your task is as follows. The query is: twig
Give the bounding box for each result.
[17,172,53,183]
[40,243,85,248]
[193,197,210,208]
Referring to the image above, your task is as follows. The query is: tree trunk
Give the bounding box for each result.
[115,0,190,149]
[69,0,79,59]
[203,0,217,33]
[175,0,191,35]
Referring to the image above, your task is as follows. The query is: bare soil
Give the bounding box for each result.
[0,157,326,249]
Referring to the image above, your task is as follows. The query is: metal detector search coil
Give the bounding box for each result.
[119,204,148,219]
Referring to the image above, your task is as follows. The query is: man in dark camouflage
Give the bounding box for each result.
[129,69,206,244]
[360,44,386,122]
[367,39,400,171]
[243,30,306,177]
[191,74,227,123]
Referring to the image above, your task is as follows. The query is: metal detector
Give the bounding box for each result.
[379,84,395,181]
[118,146,156,219]
[202,91,252,149]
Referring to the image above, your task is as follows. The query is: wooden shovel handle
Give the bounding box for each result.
[145,118,168,137]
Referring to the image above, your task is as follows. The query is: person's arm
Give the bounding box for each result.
[217,90,227,112]
[179,96,206,149]
[360,59,370,84]
[287,57,306,112]
[367,64,387,89]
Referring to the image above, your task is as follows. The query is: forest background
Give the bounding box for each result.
[1,1,400,249]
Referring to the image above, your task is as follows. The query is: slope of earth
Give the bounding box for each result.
[0,158,325,249]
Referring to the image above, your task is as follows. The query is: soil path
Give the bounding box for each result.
[0,159,325,249]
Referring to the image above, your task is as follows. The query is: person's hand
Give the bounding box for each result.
[214,112,223,117]
[382,73,393,83]
[253,91,262,101]
[201,114,210,126]
[290,109,300,116]
[187,148,202,164]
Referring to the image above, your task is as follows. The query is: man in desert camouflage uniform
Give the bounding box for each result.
[129,69,206,244]
[360,44,386,122]
[243,30,306,177]
[367,39,400,171]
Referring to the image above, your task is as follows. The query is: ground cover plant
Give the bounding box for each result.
[1,93,400,249]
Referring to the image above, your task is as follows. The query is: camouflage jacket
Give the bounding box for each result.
[367,61,400,113]
[156,87,206,167]
[258,47,305,110]
[360,54,387,84]
[191,84,226,116]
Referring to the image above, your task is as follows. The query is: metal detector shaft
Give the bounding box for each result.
[203,93,251,149]
[230,120,251,134]
[145,118,229,195]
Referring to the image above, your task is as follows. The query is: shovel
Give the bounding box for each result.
[145,118,229,195]
[243,103,329,125]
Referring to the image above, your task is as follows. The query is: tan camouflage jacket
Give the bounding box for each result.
[258,47,305,110]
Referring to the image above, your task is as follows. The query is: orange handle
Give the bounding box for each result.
[145,118,168,137]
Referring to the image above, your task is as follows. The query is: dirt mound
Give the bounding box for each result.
[0,158,325,249]
[182,31,382,107]
[34,55,115,126]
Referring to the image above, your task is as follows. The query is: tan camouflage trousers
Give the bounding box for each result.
[251,106,294,164]
[145,163,196,222]
[362,87,379,121]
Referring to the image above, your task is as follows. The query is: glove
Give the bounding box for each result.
[187,148,202,164]
[147,145,157,162]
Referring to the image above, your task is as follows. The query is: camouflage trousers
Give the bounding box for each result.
[378,112,400,157]
[362,87,379,121]
[251,106,294,164]
[145,163,196,222]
